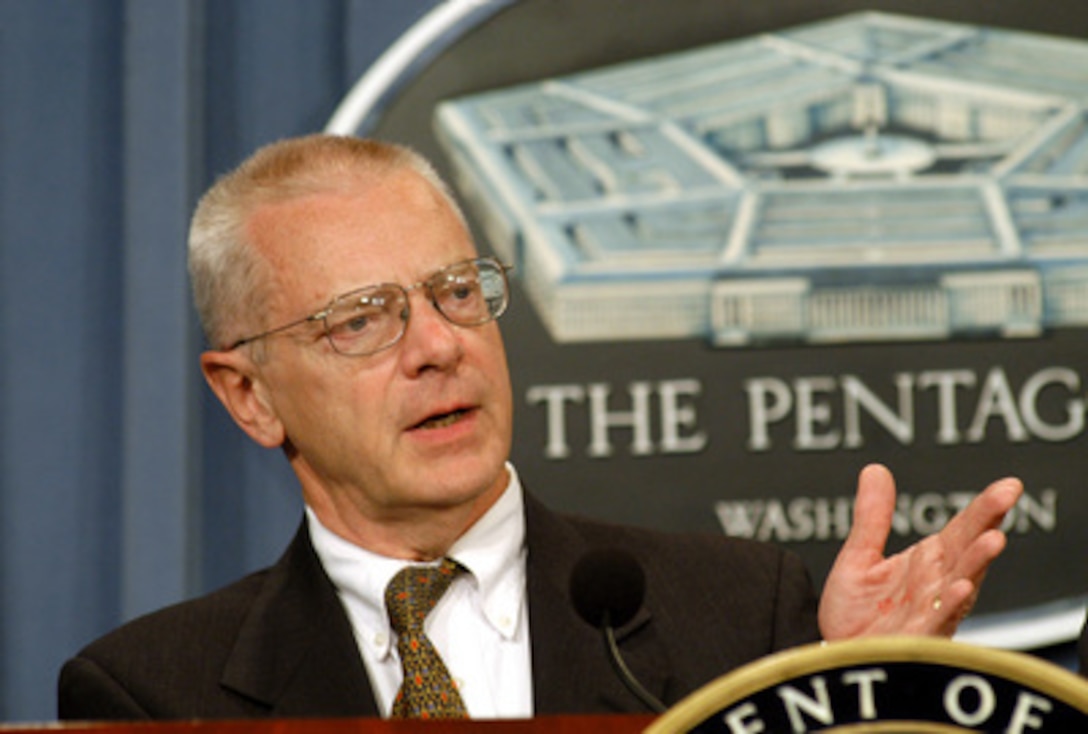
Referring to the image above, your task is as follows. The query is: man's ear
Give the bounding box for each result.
[200,350,286,448]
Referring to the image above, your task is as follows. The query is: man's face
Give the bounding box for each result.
[240,169,514,541]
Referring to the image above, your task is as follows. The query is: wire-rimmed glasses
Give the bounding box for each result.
[225,256,512,357]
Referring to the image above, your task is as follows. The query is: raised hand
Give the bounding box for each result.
[818,464,1022,640]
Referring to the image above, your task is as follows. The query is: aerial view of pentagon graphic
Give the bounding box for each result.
[435,11,1088,347]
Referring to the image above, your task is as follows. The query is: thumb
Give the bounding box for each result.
[842,463,897,557]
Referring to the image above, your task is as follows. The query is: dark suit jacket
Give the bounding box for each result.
[58,493,820,719]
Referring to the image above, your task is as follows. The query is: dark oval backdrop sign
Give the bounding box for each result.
[327,0,1088,649]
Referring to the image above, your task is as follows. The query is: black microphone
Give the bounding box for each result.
[569,548,667,713]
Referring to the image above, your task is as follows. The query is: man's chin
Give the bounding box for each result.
[407,462,507,509]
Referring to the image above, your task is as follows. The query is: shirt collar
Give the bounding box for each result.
[307,464,527,657]
[447,464,527,639]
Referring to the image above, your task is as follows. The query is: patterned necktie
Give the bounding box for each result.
[385,558,468,719]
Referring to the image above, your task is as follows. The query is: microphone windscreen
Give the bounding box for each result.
[569,548,646,629]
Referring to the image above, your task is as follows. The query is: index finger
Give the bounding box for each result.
[939,477,1023,549]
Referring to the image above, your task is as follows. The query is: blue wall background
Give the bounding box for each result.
[0,0,442,720]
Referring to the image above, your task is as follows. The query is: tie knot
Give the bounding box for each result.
[385,558,461,634]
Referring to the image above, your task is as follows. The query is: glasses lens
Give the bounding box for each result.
[432,259,509,326]
[323,285,407,355]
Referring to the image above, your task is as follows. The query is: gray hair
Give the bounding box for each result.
[187,134,463,350]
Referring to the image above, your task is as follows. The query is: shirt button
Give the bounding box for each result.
[374,632,388,647]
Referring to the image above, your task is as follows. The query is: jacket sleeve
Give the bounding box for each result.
[769,546,822,652]
[58,655,152,720]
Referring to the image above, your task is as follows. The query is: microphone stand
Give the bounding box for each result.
[601,610,667,714]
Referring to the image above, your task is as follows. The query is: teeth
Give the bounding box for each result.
[422,411,462,429]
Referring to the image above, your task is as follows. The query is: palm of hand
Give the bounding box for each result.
[817,464,1021,641]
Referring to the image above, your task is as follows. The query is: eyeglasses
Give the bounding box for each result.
[225,257,512,357]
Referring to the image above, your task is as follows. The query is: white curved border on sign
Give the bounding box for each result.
[324,0,1088,655]
[956,595,1086,651]
[326,0,513,136]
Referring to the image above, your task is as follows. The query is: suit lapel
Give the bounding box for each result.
[214,496,671,717]
[524,494,671,714]
[219,522,380,717]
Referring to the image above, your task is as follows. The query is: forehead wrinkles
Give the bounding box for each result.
[245,170,470,320]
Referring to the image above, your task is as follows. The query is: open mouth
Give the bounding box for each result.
[416,408,470,430]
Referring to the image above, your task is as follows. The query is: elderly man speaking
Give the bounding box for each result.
[58,135,1022,720]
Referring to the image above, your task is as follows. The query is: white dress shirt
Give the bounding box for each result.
[307,464,533,718]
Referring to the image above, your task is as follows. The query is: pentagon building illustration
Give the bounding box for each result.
[435,12,1088,347]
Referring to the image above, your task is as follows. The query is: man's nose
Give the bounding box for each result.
[397,289,463,373]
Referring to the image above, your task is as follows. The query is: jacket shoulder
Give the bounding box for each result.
[78,568,270,664]
[58,568,274,719]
